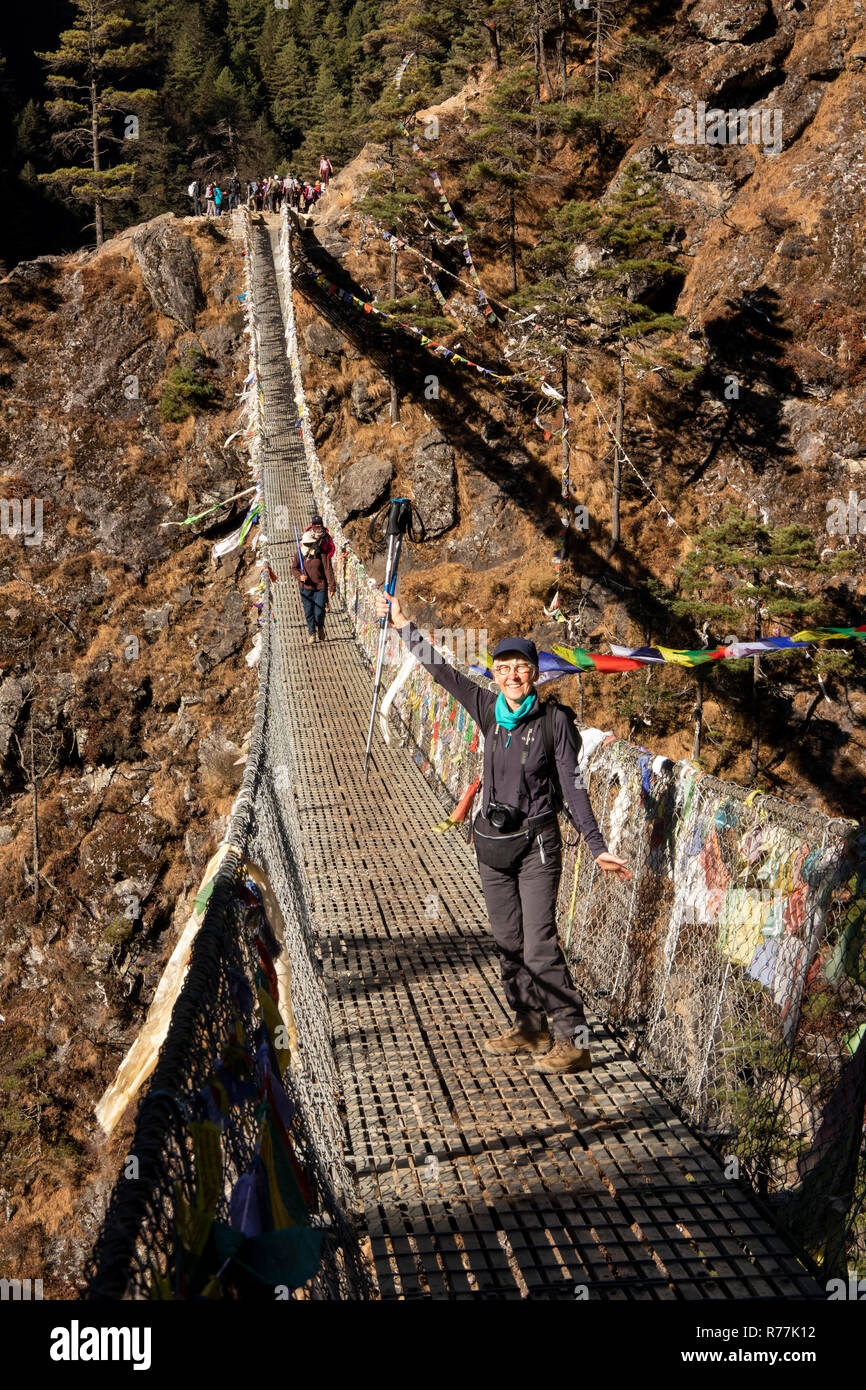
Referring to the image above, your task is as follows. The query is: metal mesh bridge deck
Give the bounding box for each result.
[251,217,822,1301]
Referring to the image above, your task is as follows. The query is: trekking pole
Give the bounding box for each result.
[293,523,306,580]
[363,498,425,781]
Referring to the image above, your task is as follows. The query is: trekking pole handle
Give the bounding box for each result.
[385,498,413,537]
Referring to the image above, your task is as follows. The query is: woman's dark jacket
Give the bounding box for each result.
[400,620,608,858]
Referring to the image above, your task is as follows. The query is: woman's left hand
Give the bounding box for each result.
[595,852,633,881]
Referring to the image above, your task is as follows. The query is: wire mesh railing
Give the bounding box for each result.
[277,204,866,1281]
[85,209,371,1300]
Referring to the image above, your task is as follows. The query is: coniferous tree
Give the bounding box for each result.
[517,162,691,557]
[226,0,267,115]
[467,65,536,294]
[672,508,856,783]
[269,36,313,155]
[38,0,155,246]
[15,100,54,171]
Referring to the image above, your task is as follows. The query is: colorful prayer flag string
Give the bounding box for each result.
[392,51,501,327]
[468,626,865,682]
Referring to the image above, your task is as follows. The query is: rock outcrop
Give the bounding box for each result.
[0,212,257,1295]
[405,430,457,537]
[332,453,394,522]
[132,214,203,329]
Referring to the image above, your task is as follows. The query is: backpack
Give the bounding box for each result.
[480,700,577,816]
[300,533,323,559]
[188,180,197,197]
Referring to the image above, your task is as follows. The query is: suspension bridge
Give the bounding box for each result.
[85,205,865,1301]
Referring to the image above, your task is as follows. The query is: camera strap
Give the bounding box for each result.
[488,721,536,808]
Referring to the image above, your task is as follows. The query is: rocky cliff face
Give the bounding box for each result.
[293,0,865,815]
[0,213,257,1293]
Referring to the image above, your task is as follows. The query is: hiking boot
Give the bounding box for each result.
[307,632,316,645]
[531,1039,592,1074]
[484,1023,551,1056]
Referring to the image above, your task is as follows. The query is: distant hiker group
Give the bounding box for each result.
[188,159,333,219]
[187,175,240,216]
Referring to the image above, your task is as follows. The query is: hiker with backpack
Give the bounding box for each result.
[205,180,216,218]
[376,589,632,1074]
[228,173,241,211]
[188,177,202,216]
[311,513,335,561]
[291,515,336,643]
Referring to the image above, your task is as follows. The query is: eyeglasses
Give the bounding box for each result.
[493,662,533,677]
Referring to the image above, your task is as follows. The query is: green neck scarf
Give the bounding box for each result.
[495,690,537,734]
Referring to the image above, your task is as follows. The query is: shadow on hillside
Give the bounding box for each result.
[288,229,865,818]
[294,227,567,534]
[682,286,795,486]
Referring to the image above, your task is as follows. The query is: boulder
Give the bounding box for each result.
[317,228,352,260]
[405,430,457,537]
[1,255,61,292]
[332,454,393,523]
[192,588,246,672]
[131,215,203,330]
[445,469,523,568]
[314,412,336,442]
[200,320,240,365]
[143,605,171,634]
[689,0,773,43]
[350,378,388,422]
[303,320,346,358]
[573,242,605,276]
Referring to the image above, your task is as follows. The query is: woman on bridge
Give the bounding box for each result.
[376,590,632,1074]
[292,516,336,643]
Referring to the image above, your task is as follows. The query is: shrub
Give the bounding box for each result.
[160,345,216,422]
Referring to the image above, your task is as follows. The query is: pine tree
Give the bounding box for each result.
[672,507,856,783]
[213,68,250,169]
[300,65,353,167]
[38,0,155,246]
[15,100,53,170]
[269,36,313,155]
[467,65,536,294]
[226,0,268,116]
[357,163,427,234]
[163,8,212,105]
[519,162,691,558]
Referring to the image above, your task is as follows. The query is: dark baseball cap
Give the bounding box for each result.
[310,514,323,526]
[491,637,538,665]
